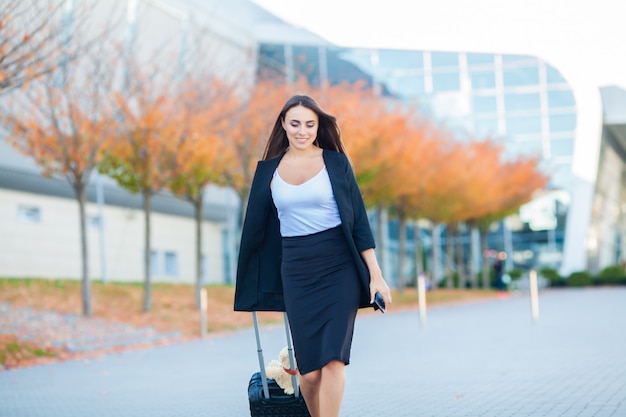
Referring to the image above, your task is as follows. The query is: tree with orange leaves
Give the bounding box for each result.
[441,140,506,288]
[415,137,547,289]
[386,123,442,289]
[99,63,183,313]
[322,82,399,205]
[1,42,119,316]
[226,78,293,219]
[470,155,549,288]
[389,135,468,288]
[450,140,508,288]
[166,77,239,308]
[420,137,547,288]
[322,82,410,279]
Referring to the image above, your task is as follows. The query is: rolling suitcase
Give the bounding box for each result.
[248,312,311,417]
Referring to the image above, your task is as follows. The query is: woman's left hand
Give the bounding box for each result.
[360,248,392,308]
[369,267,392,308]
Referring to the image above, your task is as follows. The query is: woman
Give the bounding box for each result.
[234,94,391,417]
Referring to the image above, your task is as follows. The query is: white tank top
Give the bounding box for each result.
[271,166,342,237]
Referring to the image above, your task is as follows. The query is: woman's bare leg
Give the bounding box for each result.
[299,360,346,417]
[299,369,321,417]
[319,360,345,417]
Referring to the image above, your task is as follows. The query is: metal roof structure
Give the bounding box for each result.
[0,141,237,223]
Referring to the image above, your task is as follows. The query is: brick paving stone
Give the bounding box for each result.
[0,288,625,416]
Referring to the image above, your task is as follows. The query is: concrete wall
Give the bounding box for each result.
[0,188,225,283]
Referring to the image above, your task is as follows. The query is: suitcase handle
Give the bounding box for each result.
[283,314,300,398]
[253,312,300,399]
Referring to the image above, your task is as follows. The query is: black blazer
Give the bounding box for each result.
[234,149,376,312]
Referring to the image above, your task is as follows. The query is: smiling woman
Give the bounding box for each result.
[277,106,324,184]
[234,94,391,417]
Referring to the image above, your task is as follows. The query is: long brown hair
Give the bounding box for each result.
[262,94,346,160]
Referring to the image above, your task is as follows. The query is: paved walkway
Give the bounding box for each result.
[1,288,625,416]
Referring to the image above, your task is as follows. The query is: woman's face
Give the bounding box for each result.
[281,105,319,152]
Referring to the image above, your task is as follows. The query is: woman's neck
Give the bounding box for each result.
[285,146,321,159]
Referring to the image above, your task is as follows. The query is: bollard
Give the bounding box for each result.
[417,274,427,327]
[529,270,540,323]
[200,288,208,337]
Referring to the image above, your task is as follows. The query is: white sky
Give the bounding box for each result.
[252,0,626,90]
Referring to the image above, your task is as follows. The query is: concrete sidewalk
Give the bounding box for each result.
[1,288,625,416]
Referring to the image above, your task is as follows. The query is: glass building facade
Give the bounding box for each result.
[257,43,583,279]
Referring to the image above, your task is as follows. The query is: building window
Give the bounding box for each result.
[378,49,423,70]
[548,90,575,108]
[17,205,41,223]
[502,65,540,87]
[504,92,541,112]
[551,138,575,157]
[150,250,159,275]
[508,139,543,158]
[432,72,460,92]
[473,116,499,137]
[164,252,178,277]
[431,51,458,68]
[292,45,321,86]
[546,66,567,84]
[469,70,496,89]
[258,43,286,79]
[550,114,577,133]
[467,53,494,67]
[388,75,425,97]
[505,115,542,135]
[503,139,545,161]
[472,95,497,113]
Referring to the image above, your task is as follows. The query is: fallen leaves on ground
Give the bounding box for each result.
[0,278,500,370]
[0,334,64,369]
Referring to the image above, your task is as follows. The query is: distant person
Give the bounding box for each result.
[234,94,392,417]
[493,251,507,291]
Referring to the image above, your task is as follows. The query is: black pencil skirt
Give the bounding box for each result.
[281,225,361,375]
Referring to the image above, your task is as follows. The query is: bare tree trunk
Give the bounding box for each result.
[480,228,490,289]
[194,193,203,309]
[75,180,91,317]
[397,215,406,291]
[445,226,455,288]
[468,223,478,289]
[430,224,441,289]
[376,204,385,277]
[414,220,424,277]
[455,225,467,289]
[142,189,152,313]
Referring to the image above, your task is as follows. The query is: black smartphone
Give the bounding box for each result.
[373,292,386,313]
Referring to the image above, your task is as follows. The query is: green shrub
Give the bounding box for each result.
[540,267,566,287]
[596,265,626,286]
[451,272,460,288]
[508,268,524,280]
[437,272,475,289]
[567,271,593,287]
